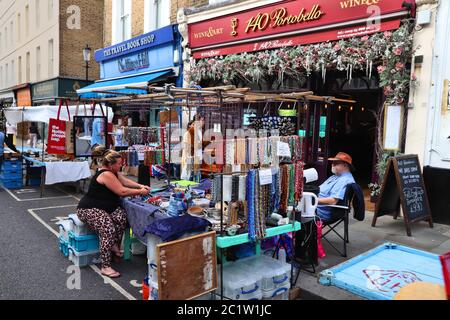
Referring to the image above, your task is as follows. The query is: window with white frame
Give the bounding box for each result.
[112,0,131,44]
[144,0,171,33]
[36,0,40,28]
[11,59,15,85]
[10,21,13,46]
[25,5,29,37]
[36,46,41,81]
[5,63,8,86]
[48,39,54,77]
[18,56,22,84]
[17,13,21,43]
[48,0,54,19]
[26,52,30,82]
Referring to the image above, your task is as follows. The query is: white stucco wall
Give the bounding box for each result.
[0,0,60,89]
[404,1,440,167]
[424,0,450,169]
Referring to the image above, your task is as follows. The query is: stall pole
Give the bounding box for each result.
[167,104,172,186]
[40,122,46,198]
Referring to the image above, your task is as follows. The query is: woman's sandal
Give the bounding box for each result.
[101,271,121,278]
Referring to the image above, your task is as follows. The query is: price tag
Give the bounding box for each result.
[259,169,273,185]
[213,123,222,133]
[277,142,291,158]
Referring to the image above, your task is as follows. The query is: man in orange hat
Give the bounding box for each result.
[317,152,355,221]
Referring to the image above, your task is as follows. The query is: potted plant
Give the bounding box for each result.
[368,182,381,203]
[369,150,403,203]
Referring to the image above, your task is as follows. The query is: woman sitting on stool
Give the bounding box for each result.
[77,146,150,278]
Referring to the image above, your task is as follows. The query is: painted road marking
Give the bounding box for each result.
[27,205,136,301]
[2,187,75,201]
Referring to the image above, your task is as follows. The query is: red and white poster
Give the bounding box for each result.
[47,118,67,154]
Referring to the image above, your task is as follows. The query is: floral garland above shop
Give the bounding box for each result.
[188,20,416,105]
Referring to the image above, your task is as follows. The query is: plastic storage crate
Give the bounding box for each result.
[68,214,96,236]
[238,255,291,292]
[59,237,69,257]
[1,160,22,172]
[0,171,22,180]
[149,279,159,301]
[148,262,158,283]
[58,220,72,242]
[1,179,23,190]
[68,231,99,252]
[68,248,100,267]
[219,263,263,300]
[262,288,289,300]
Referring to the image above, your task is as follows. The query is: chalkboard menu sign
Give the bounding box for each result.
[372,155,433,237]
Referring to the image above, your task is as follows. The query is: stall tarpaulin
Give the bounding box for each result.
[47,100,71,155]
[3,104,114,125]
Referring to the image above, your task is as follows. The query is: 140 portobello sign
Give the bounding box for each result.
[188,0,409,58]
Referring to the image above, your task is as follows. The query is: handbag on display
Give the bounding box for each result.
[47,99,71,155]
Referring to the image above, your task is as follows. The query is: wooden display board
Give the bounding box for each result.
[157,231,217,300]
[372,155,433,236]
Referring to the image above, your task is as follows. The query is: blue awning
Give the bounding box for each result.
[77,69,172,99]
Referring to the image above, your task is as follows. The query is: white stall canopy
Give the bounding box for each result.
[4,105,114,125]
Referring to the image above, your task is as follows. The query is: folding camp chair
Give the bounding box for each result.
[319,184,356,258]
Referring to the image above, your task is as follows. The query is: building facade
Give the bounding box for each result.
[0,0,104,106]
[404,0,450,225]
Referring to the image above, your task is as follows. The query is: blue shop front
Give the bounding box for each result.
[77,24,183,103]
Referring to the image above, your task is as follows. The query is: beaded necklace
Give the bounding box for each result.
[288,164,296,206]
[246,170,256,242]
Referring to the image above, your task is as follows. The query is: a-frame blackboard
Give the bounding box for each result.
[372,155,433,236]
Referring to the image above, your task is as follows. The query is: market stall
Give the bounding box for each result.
[3,103,114,196]
[75,84,356,300]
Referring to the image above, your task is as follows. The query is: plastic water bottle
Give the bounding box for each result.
[278,247,287,263]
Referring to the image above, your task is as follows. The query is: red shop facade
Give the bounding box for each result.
[184,0,416,190]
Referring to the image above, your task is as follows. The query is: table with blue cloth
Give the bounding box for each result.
[122,195,213,261]
[122,198,168,243]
